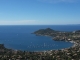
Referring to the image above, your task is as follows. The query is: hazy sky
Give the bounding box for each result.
[0,0,80,25]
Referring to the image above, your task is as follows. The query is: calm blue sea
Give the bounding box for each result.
[0,25,80,51]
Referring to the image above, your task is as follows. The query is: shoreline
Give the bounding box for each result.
[2,35,75,52]
[4,33,78,52]
[33,28,80,50]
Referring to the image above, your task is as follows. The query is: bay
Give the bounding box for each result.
[0,25,80,51]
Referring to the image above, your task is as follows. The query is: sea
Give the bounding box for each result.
[0,25,80,52]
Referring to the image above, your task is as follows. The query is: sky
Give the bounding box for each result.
[0,0,80,25]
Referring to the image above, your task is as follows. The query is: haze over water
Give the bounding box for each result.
[0,25,80,51]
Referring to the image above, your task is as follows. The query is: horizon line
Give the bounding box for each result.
[0,24,80,26]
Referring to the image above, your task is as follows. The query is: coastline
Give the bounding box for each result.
[33,28,80,52]
[0,27,80,60]
[34,34,77,52]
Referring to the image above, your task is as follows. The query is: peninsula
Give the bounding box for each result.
[34,28,80,42]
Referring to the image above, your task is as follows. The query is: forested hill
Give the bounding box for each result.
[34,28,58,35]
